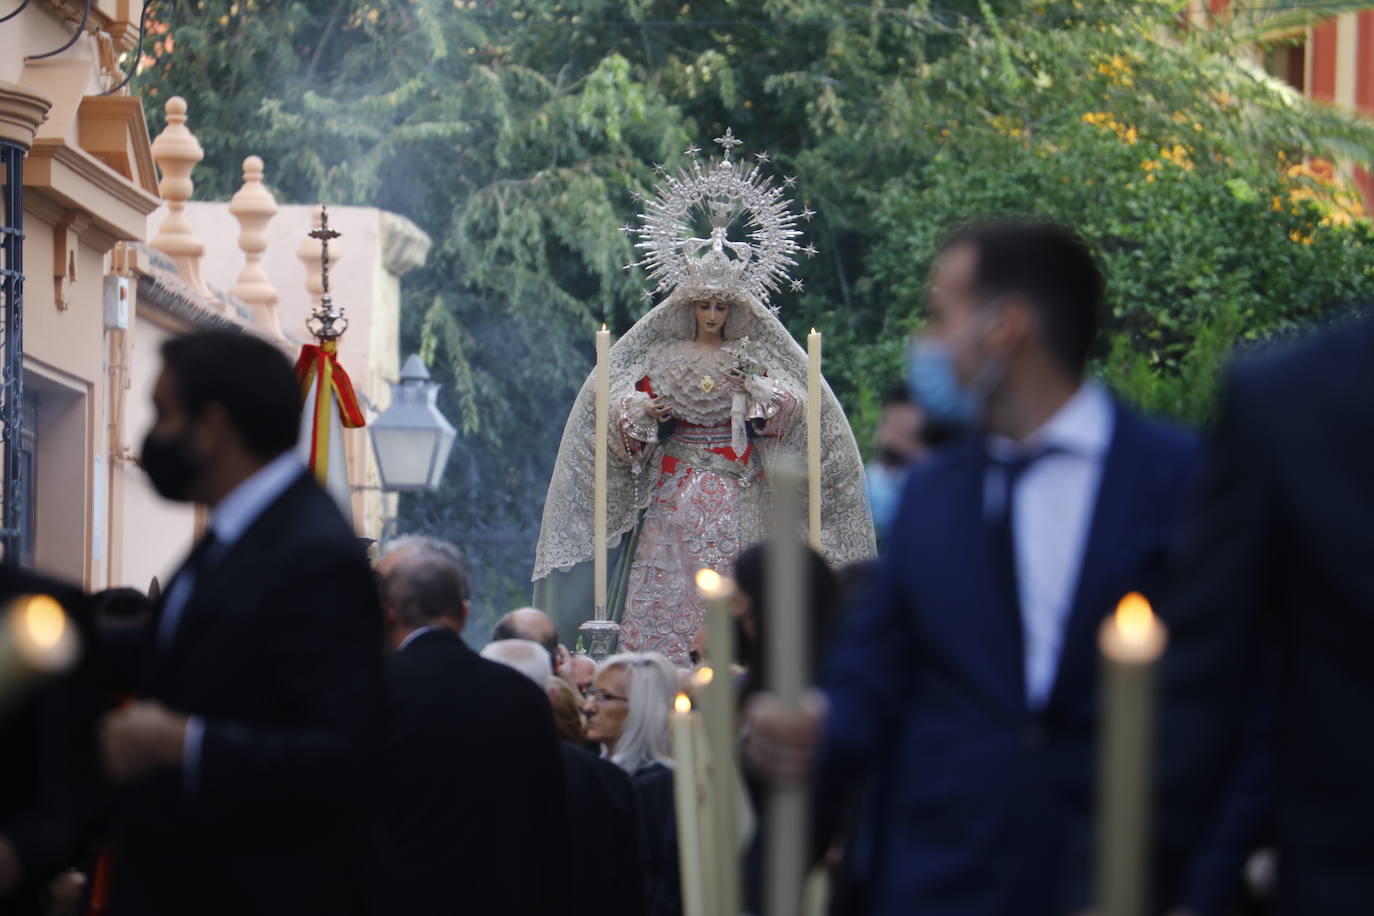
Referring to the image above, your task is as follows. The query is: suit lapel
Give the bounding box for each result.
[165,472,312,659]
[1047,404,1144,710]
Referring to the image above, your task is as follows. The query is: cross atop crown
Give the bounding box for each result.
[714,127,743,157]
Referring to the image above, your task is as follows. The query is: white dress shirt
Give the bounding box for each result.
[985,382,1114,710]
[161,450,304,795]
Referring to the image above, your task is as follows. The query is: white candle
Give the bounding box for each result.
[0,593,80,709]
[696,569,740,915]
[765,456,807,916]
[806,329,822,551]
[1096,592,1168,916]
[594,324,610,613]
[672,693,708,916]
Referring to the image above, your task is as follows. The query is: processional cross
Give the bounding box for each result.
[306,205,347,342]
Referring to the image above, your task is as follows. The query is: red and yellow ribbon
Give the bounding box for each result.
[294,340,365,483]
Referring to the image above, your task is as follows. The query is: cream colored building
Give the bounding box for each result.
[1,0,429,593]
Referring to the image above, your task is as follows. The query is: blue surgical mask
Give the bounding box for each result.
[906,338,979,426]
[866,461,906,541]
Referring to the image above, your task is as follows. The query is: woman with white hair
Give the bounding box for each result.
[584,652,681,916]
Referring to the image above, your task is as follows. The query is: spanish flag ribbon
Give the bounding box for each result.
[294,340,364,496]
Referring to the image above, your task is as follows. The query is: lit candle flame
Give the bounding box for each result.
[1114,592,1155,644]
[695,568,723,596]
[675,692,692,714]
[601,322,608,332]
[21,595,66,651]
[695,665,715,686]
[810,327,817,335]
[8,594,78,673]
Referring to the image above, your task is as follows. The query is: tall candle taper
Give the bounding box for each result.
[1096,592,1168,916]
[594,323,610,613]
[696,569,740,915]
[765,455,808,916]
[672,692,708,916]
[806,329,822,550]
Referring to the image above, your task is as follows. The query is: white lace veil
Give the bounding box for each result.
[532,287,876,581]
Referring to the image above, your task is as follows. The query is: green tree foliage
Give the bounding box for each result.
[135,0,1374,625]
[856,1,1374,426]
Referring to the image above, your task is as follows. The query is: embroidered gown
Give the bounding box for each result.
[613,340,797,666]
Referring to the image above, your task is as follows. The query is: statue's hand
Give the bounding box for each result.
[642,397,672,421]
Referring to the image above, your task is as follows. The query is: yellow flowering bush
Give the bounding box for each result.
[863,0,1374,425]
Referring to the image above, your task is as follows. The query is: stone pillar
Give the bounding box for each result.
[296,204,341,309]
[228,155,284,340]
[149,97,212,298]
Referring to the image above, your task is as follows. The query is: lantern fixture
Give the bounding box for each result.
[368,354,455,492]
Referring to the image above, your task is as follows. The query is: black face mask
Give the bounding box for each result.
[140,430,204,502]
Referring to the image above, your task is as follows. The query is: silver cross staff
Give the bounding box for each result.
[306,205,349,342]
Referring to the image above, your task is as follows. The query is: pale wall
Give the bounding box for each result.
[115,316,198,591]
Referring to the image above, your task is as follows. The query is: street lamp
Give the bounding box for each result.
[368,354,456,491]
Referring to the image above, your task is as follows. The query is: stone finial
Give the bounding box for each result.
[229,155,284,339]
[150,96,211,297]
[297,204,341,309]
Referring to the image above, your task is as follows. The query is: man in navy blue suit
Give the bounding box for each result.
[748,221,1208,915]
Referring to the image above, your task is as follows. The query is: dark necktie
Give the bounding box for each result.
[986,446,1057,693]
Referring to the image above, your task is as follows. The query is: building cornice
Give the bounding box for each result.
[380,211,432,278]
[0,81,53,149]
[77,95,159,196]
[132,243,255,333]
[26,137,161,243]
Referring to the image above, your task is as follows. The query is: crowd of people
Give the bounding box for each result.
[1,218,1371,916]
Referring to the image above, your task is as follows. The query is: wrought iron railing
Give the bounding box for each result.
[1,141,28,566]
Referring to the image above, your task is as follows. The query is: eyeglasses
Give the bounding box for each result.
[586,689,629,706]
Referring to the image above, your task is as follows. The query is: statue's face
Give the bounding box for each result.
[694,297,730,337]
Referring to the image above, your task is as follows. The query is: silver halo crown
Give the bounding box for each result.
[624,128,817,309]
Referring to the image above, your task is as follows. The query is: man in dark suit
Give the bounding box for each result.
[1159,312,1374,916]
[482,637,648,916]
[97,331,384,916]
[376,540,569,916]
[747,222,1215,915]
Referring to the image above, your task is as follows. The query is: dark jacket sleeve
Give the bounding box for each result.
[632,764,682,916]
[818,485,920,783]
[198,545,384,808]
[1157,371,1278,914]
[611,766,649,916]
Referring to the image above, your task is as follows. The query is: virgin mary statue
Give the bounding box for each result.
[532,130,875,667]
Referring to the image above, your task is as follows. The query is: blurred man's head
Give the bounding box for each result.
[377,543,471,647]
[911,221,1104,439]
[481,640,586,743]
[875,385,928,470]
[568,654,597,696]
[141,331,301,505]
[480,638,552,688]
[868,385,942,541]
[492,607,559,661]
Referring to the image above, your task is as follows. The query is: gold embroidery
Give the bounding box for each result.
[699,375,717,394]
